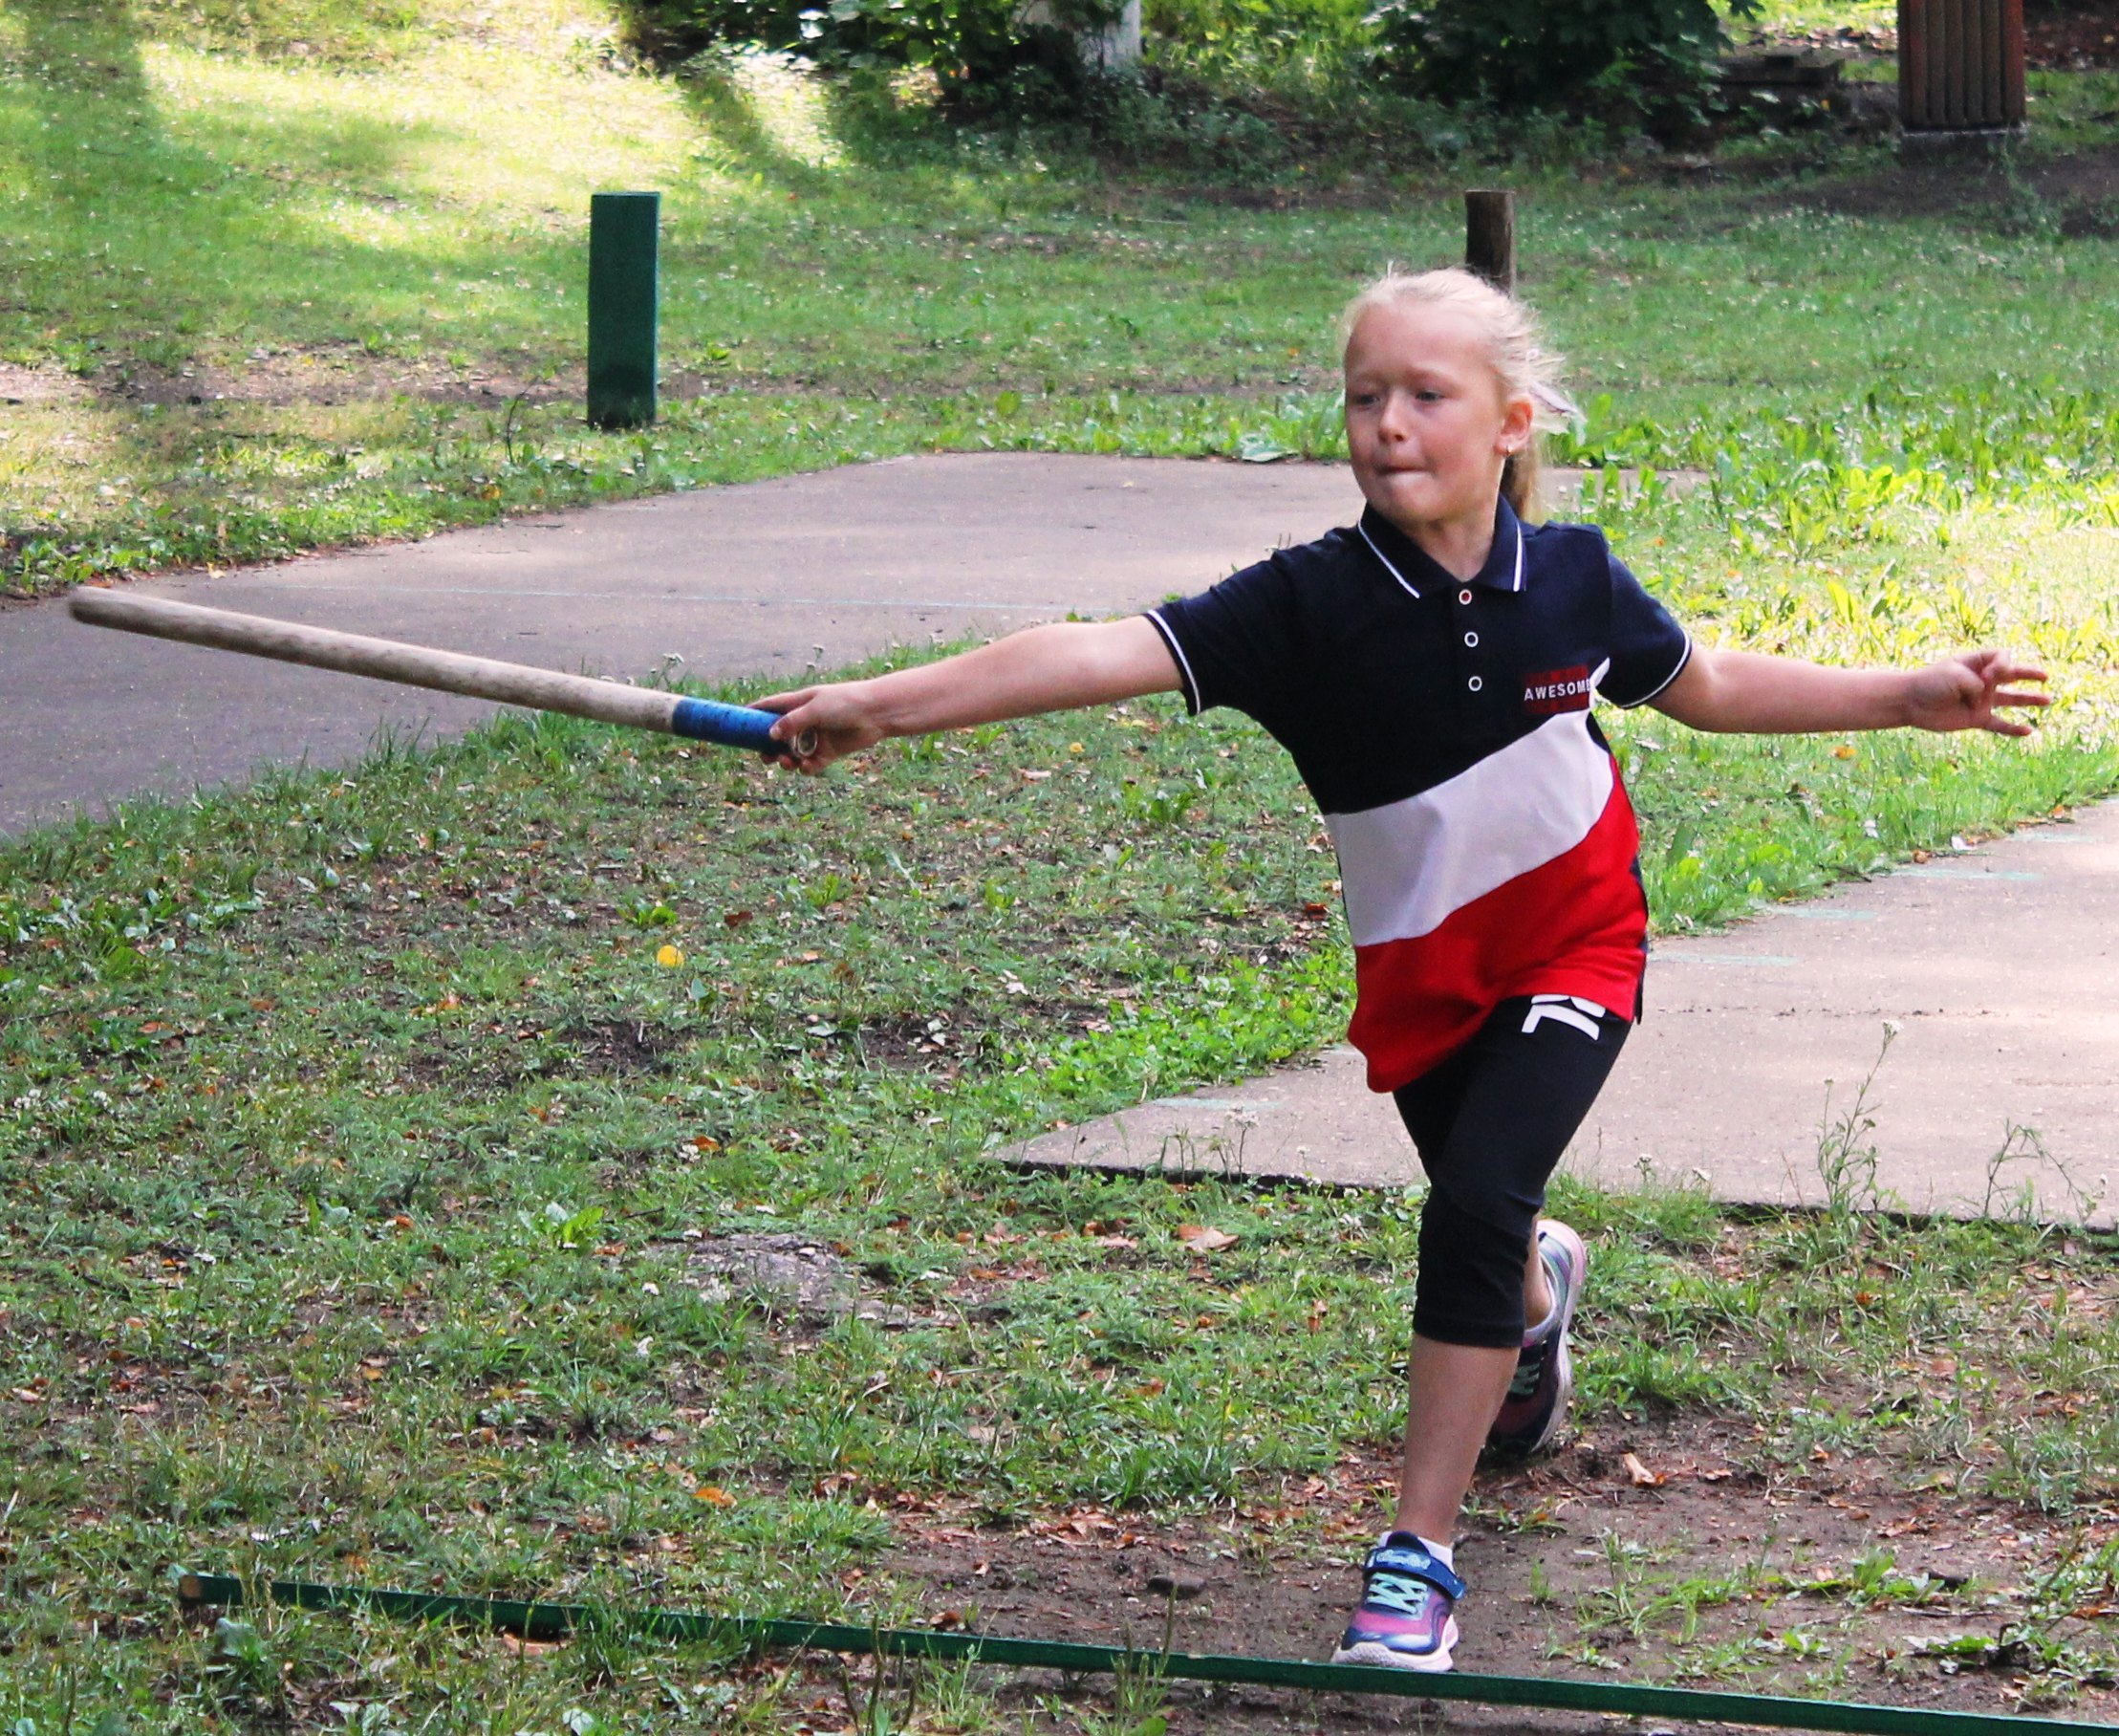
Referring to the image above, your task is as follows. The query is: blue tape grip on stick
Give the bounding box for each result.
[670,697,816,759]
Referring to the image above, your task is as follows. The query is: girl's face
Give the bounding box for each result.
[1343,300,1533,538]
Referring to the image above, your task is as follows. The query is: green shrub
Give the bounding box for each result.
[1142,0,1373,85]
[1368,0,1759,126]
[623,0,1120,110]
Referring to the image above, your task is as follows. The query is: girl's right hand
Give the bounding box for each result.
[755,680,887,773]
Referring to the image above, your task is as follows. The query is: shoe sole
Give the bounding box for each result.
[1331,1617,1460,1673]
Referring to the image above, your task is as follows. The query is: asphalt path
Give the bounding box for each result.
[0,453,1359,836]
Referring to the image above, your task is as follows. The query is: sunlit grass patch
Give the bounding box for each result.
[683,49,851,173]
[1732,0,1894,35]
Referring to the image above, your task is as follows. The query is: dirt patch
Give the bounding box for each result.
[866,1412,2119,1731]
[857,1007,982,1070]
[1747,6,2119,69]
[0,362,90,405]
[401,1013,681,1090]
[2027,2,2119,69]
[1762,141,2119,226]
[84,346,752,410]
[687,1232,869,1324]
[551,1015,684,1076]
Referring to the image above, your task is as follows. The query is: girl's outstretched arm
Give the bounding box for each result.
[757,617,1183,772]
[1652,646,2051,738]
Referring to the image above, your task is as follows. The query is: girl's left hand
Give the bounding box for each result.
[1904,651,2052,736]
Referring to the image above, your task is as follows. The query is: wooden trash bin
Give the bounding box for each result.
[1899,0,2026,131]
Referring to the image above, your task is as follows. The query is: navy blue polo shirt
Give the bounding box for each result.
[1145,498,1691,1091]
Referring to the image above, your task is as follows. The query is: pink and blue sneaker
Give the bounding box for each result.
[1330,1533,1463,1672]
[1487,1219,1588,1458]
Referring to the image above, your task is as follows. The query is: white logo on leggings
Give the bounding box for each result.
[1522,994,1608,1040]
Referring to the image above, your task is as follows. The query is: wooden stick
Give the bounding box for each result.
[68,589,815,757]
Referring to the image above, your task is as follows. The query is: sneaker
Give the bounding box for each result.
[1330,1533,1463,1672]
[1487,1219,1587,1458]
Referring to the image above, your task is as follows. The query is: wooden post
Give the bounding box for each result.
[1900,0,2025,131]
[588,190,659,431]
[2000,0,2026,123]
[1463,189,1515,293]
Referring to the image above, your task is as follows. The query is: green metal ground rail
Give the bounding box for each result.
[178,1572,2108,1736]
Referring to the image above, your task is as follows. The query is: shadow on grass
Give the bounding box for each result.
[0,0,589,384]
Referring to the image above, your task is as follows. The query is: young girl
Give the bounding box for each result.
[759,268,2048,1673]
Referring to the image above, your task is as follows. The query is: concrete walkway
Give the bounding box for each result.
[0,453,1361,835]
[1014,803,2119,1223]
[6,452,2112,1220]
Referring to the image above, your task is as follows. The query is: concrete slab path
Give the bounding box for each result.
[1012,806,2119,1224]
[0,453,1362,836]
[6,449,2111,1220]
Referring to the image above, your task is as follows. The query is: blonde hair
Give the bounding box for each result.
[1341,267,1579,521]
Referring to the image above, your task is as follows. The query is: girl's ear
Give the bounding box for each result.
[1497,391,1535,455]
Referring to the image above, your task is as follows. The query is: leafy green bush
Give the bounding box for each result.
[1142,0,1373,86]
[625,0,1119,110]
[1368,0,1758,125]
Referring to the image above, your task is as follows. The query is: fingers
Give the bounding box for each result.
[1960,651,2048,683]
[1954,654,2053,735]
[765,705,850,774]
[753,692,815,766]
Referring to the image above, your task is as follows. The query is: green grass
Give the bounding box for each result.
[5,685,2119,1726]
[3,2,2118,591]
[1739,0,1892,34]
[8,6,2119,1726]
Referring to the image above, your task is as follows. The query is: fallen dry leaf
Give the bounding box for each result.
[1622,1451,1665,1487]
[1177,1225,1238,1252]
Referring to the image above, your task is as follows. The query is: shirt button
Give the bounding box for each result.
[1467,675,1483,692]
[1464,631,1480,648]
[1458,589,1473,605]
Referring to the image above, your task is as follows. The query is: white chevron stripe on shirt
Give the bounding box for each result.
[1325,712,1616,949]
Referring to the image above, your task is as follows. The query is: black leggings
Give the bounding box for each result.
[1393,995,1631,1349]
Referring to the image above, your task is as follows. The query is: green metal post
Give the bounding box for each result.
[587,190,659,431]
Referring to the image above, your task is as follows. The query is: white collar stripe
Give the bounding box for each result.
[1361,516,1522,598]
[1358,523,1422,600]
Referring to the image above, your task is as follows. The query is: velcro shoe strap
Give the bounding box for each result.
[1364,1542,1466,1601]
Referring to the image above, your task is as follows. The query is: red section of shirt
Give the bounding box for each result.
[1346,771,1649,1093]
